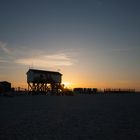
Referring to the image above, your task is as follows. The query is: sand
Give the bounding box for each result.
[0,94,140,140]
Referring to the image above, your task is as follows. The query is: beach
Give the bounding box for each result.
[0,94,140,140]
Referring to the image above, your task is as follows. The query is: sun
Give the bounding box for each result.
[62,82,71,88]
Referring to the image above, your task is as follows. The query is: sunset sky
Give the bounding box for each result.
[0,0,140,90]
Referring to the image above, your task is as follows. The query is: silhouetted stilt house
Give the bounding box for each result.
[27,69,62,94]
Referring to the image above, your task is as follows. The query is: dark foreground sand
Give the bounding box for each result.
[0,94,140,140]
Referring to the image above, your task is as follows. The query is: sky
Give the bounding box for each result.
[0,0,140,90]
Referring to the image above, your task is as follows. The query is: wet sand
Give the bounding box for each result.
[0,94,140,140]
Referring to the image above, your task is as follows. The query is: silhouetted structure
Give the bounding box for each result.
[0,81,11,93]
[74,88,98,94]
[104,88,135,93]
[27,69,62,94]
[73,87,136,94]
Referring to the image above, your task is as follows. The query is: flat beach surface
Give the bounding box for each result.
[0,94,140,140]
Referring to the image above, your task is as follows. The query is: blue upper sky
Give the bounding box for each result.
[0,0,140,90]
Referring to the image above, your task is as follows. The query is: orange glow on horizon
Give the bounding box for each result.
[7,72,140,91]
[10,80,140,91]
[62,81,72,89]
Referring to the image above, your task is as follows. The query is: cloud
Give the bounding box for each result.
[0,41,75,68]
[110,47,133,53]
[0,41,11,54]
[0,41,34,57]
[15,53,73,68]
[0,59,9,63]
[46,53,70,60]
